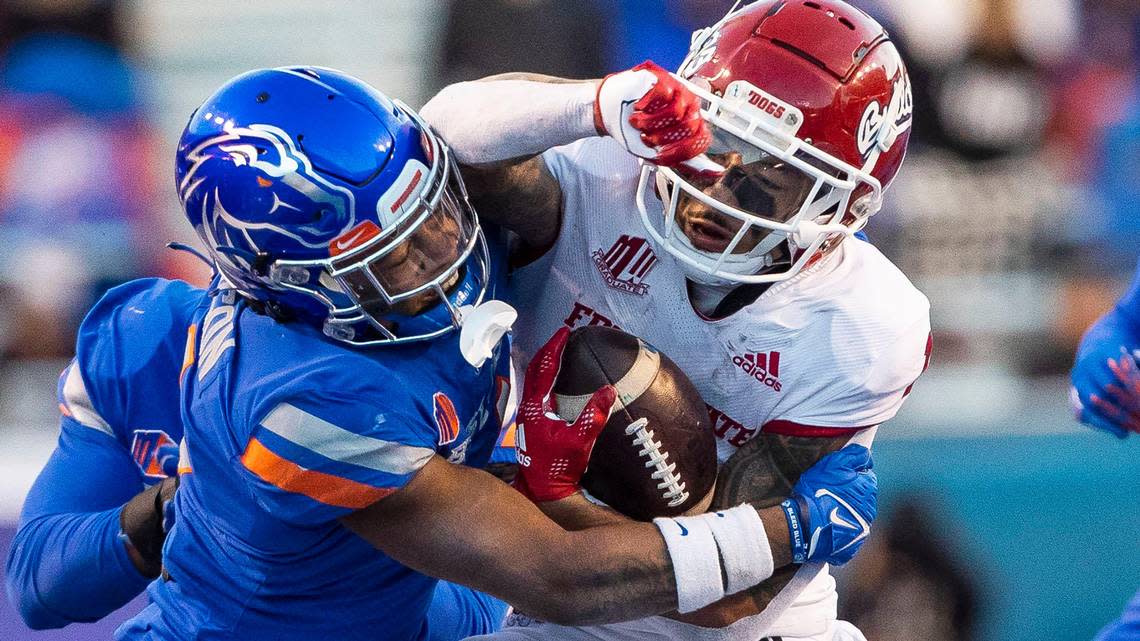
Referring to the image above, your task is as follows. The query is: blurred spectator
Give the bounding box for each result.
[1046,0,1139,180]
[436,0,610,87]
[0,1,165,358]
[863,0,1108,377]
[837,497,984,641]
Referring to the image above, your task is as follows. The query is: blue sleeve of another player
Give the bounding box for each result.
[1115,260,1140,328]
[424,581,509,641]
[5,418,149,629]
[238,392,439,526]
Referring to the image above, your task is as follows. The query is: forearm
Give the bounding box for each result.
[344,458,793,626]
[7,420,152,628]
[525,502,790,625]
[6,508,148,629]
[420,77,598,166]
[539,493,630,530]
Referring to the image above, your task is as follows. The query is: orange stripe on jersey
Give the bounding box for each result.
[58,402,73,418]
[240,438,395,509]
[498,422,517,448]
[180,324,199,384]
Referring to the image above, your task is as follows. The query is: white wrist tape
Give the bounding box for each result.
[420,80,597,165]
[654,513,724,613]
[707,504,774,594]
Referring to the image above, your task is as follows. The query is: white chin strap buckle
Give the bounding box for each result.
[458,300,517,368]
[792,221,854,249]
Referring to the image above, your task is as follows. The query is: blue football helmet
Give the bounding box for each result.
[175,66,490,345]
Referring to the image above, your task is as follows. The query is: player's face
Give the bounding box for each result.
[335,183,473,318]
[674,150,816,255]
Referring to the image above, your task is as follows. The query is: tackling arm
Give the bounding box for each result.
[671,432,853,626]
[340,455,795,626]
[530,432,855,627]
[5,420,152,629]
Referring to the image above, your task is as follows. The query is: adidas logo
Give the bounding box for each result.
[732,351,782,392]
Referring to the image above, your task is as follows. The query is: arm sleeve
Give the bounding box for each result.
[420,79,596,165]
[237,394,439,526]
[5,418,149,629]
[1115,259,1140,329]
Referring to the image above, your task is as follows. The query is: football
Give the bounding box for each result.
[552,326,718,521]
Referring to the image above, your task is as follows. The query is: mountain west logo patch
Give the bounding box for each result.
[592,235,658,296]
[433,392,461,446]
[130,430,179,480]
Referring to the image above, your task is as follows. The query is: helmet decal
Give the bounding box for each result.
[681,26,721,79]
[856,73,913,163]
[180,124,357,251]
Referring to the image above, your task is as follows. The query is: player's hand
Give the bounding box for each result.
[594,60,723,175]
[780,444,877,566]
[120,475,179,578]
[1070,308,1140,438]
[514,327,618,503]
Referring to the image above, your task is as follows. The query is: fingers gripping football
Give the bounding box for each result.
[515,328,618,503]
[594,61,722,174]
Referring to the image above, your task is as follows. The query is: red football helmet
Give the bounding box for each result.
[636,0,913,285]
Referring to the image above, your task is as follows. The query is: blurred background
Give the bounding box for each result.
[0,0,1136,640]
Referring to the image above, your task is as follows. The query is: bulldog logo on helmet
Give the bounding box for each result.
[856,73,913,162]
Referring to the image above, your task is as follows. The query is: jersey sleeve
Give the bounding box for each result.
[236,392,439,525]
[73,277,199,447]
[770,312,932,432]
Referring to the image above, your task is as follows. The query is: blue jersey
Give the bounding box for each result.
[119,276,511,640]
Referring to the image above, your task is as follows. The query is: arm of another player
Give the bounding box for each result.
[5,417,172,628]
[1070,265,1140,437]
[420,63,719,249]
[6,364,178,629]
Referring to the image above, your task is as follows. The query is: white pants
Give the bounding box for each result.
[465,564,864,641]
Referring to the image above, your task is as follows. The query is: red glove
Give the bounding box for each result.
[514,327,618,503]
[594,60,723,175]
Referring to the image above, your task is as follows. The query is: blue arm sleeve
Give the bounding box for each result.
[4,418,150,629]
[1115,259,1140,329]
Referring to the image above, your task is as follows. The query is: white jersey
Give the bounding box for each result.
[502,138,930,641]
[510,138,931,460]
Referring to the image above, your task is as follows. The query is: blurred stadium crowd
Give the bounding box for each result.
[0,1,1136,641]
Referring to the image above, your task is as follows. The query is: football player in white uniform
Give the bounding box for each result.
[423,1,931,639]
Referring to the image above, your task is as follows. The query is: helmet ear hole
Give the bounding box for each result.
[850,192,880,219]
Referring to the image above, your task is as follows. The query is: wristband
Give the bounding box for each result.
[781,498,809,564]
[653,513,724,613]
[706,504,773,594]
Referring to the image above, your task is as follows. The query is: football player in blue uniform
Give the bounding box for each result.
[11,66,880,641]
[1071,262,1140,641]
[4,275,505,638]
